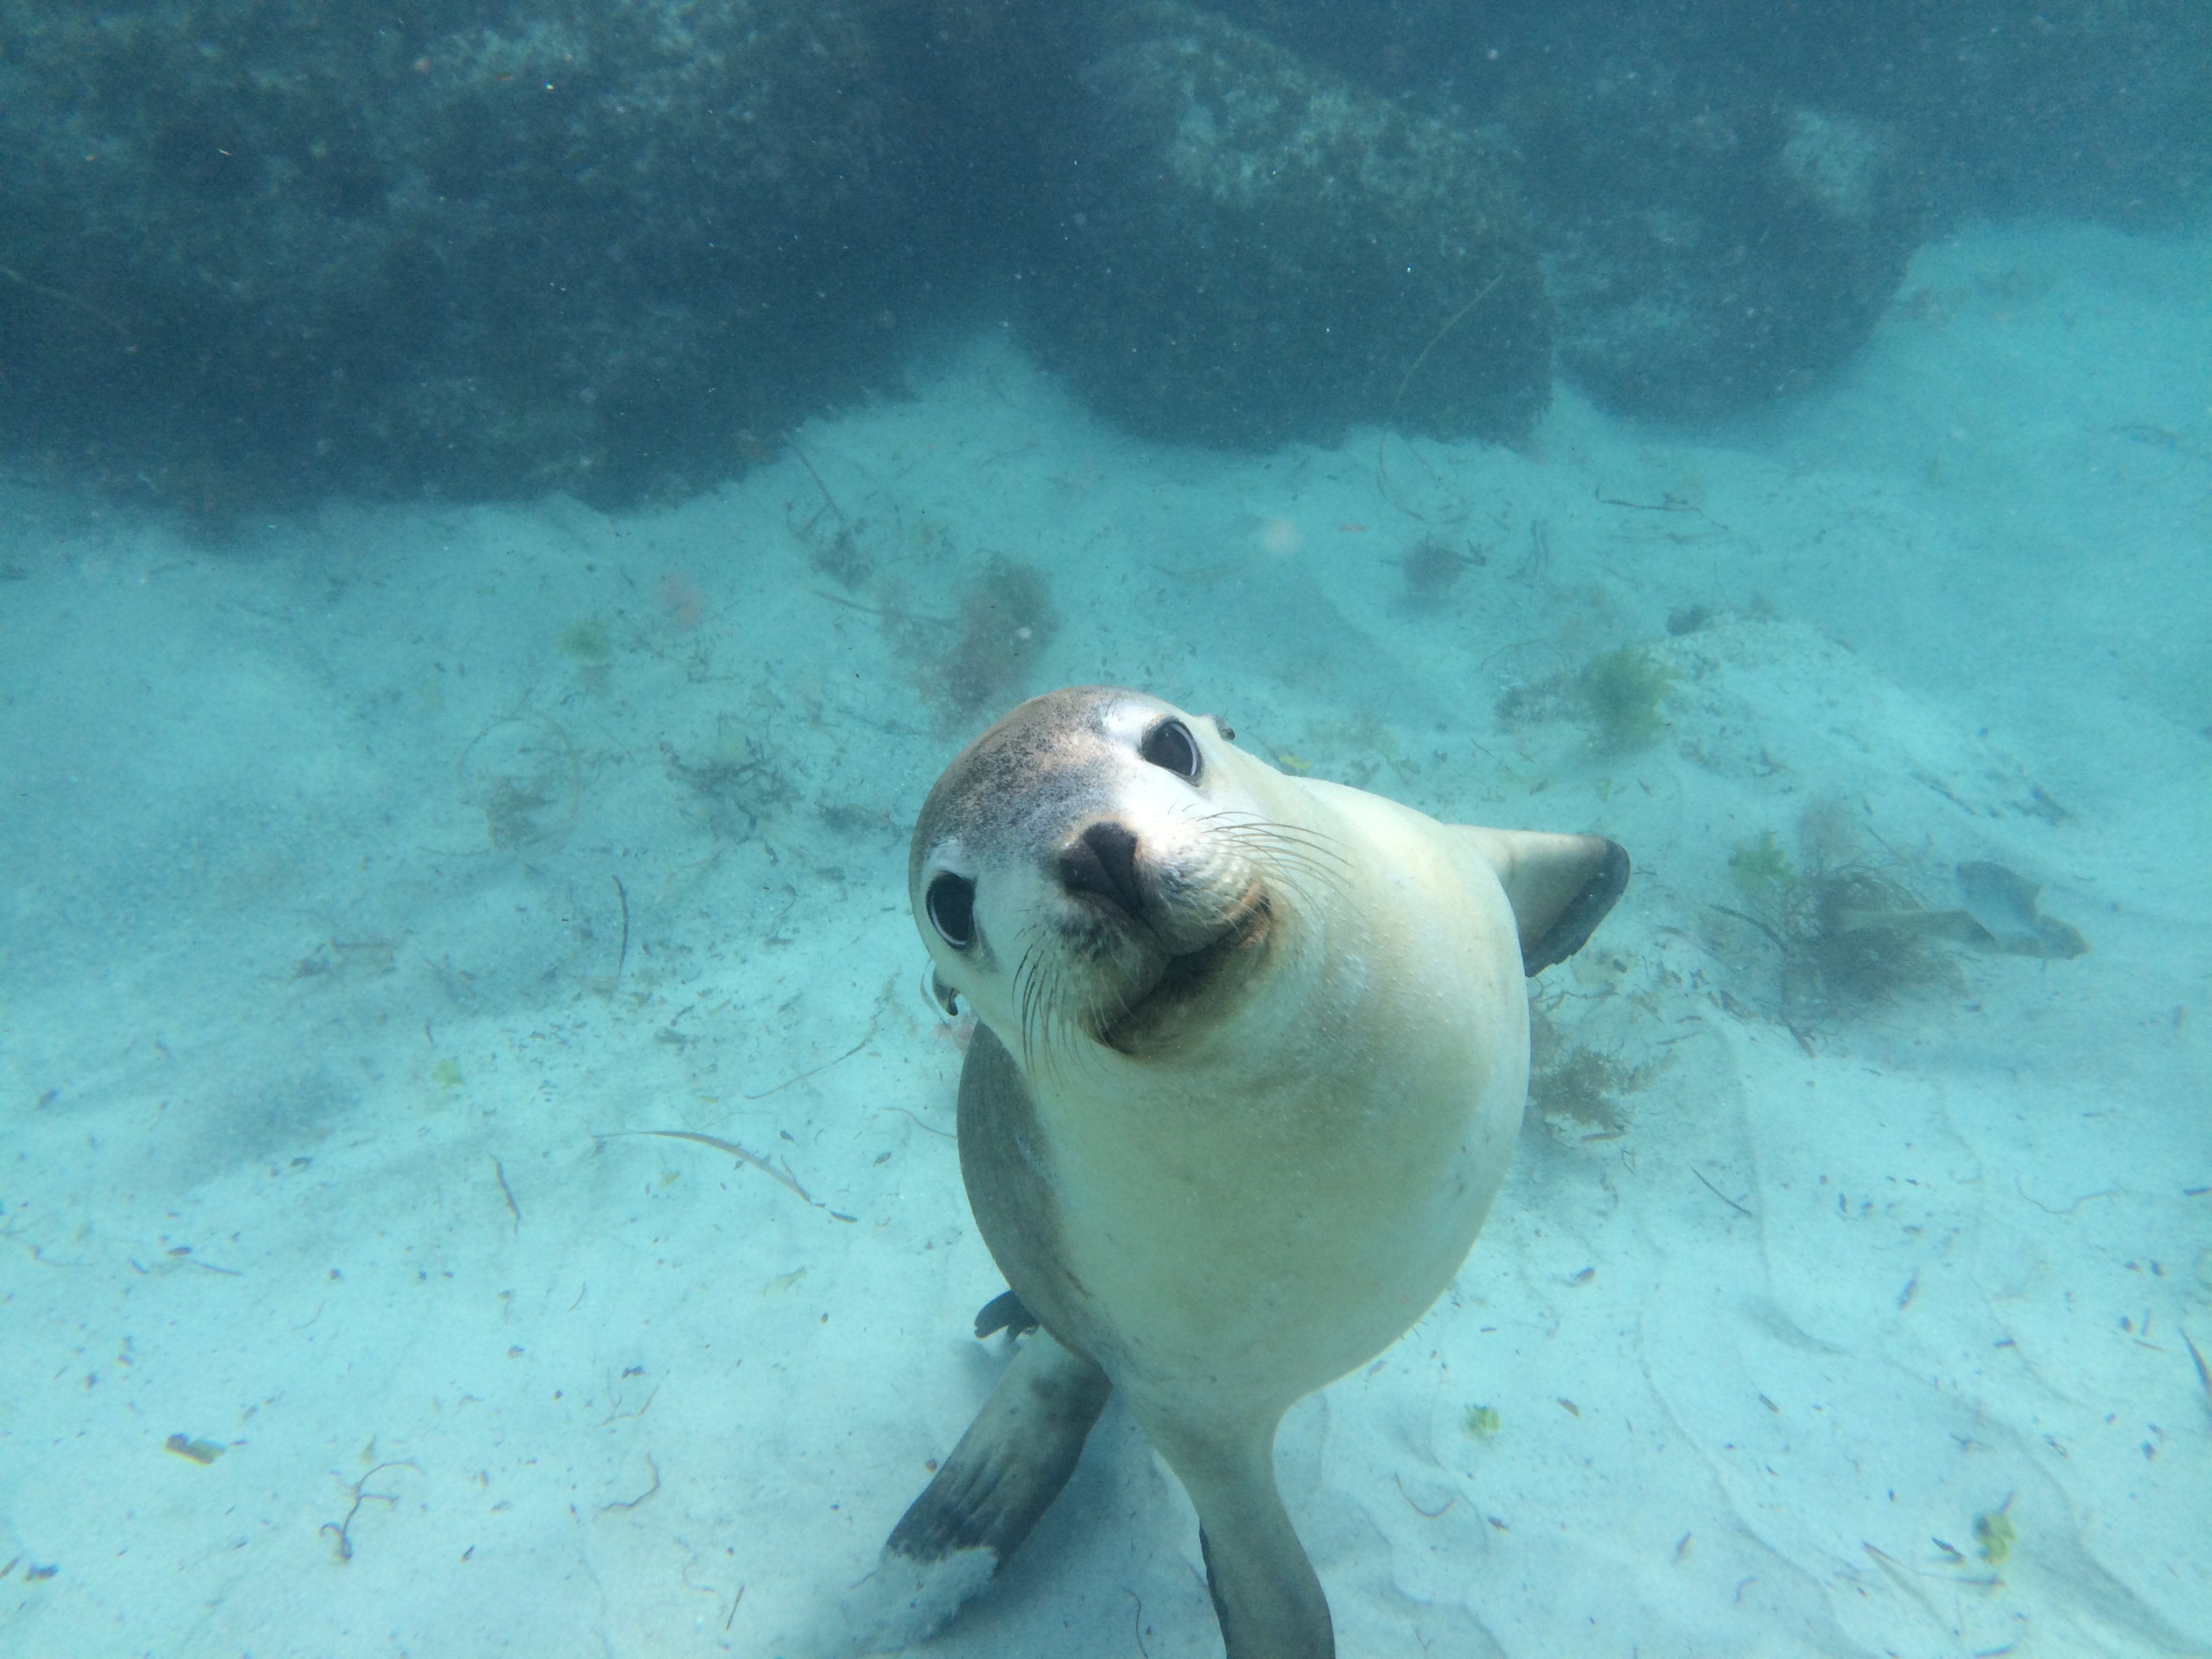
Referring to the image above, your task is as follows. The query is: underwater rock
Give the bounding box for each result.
[0,0,927,508]
[1153,1,2212,417]
[1835,860,2089,962]
[1519,82,1925,417]
[1953,860,2090,960]
[1030,1,1552,450]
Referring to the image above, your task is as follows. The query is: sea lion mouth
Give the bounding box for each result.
[1090,882,1272,1054]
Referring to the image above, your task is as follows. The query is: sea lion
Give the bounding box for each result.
[874,687,1628,1657]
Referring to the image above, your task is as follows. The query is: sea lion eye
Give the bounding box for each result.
[1140,718,1201,781]
[926,872,977,949]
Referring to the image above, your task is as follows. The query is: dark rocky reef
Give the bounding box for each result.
[1214,0,2211,417]
[1,1,2205,508]
[1517,80,1925,417]
[1217,1,2212,228]
[0,0,930,509]
[1032,3,1551,449]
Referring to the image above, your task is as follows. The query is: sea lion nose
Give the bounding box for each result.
[1060,820,1145,916]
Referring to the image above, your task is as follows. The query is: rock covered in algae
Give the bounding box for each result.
[1033,2,1552,450]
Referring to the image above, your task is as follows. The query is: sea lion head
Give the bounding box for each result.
[910,687,1329,1062]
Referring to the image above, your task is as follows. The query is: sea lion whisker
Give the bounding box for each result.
[1250,821,1352,869]
[1052,963,1093,1074]
[1215,825,1338,872]
[1191,805,1343,843]
[1014,936,1056,1072]
[1036,954,1094,1077]
[1192,809,1347,860]
[1196,813,1351,873]
[1206,825,1345,901]
[1040,964,1069,1073]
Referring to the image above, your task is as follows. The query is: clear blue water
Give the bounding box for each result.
[1,9,2207,1656]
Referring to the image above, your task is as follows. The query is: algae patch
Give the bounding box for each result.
[1973,1504,2017,1565]
[1579,644,1672,754]
[556,619,611,665]
[1727,830,1795,903]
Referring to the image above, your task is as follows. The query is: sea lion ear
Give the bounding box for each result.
[1458,829,1631,976]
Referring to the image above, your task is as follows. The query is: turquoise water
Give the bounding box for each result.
[1,23,2208,1658]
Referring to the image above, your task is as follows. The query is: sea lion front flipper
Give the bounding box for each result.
[878,1328,1112,1638]
[956,1021,1098,1351]
[1458,827,1631,975]
[972,1288,1039,1340]
[1149,1416,1334,1659]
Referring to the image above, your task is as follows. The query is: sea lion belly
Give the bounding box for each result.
[1032,773,1530,1415]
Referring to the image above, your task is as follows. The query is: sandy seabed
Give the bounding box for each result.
[3,222,2208,1658]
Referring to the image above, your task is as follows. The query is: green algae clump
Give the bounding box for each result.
[556,619,611,665]
[1580,644,1672,753]
[1729,831,1799,904]
[1973,1507,2017,1565]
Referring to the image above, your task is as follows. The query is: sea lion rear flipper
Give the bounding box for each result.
[1151,1416,1334,1659]
[876,1330,1112,1639]
[1459,827,1631,975]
